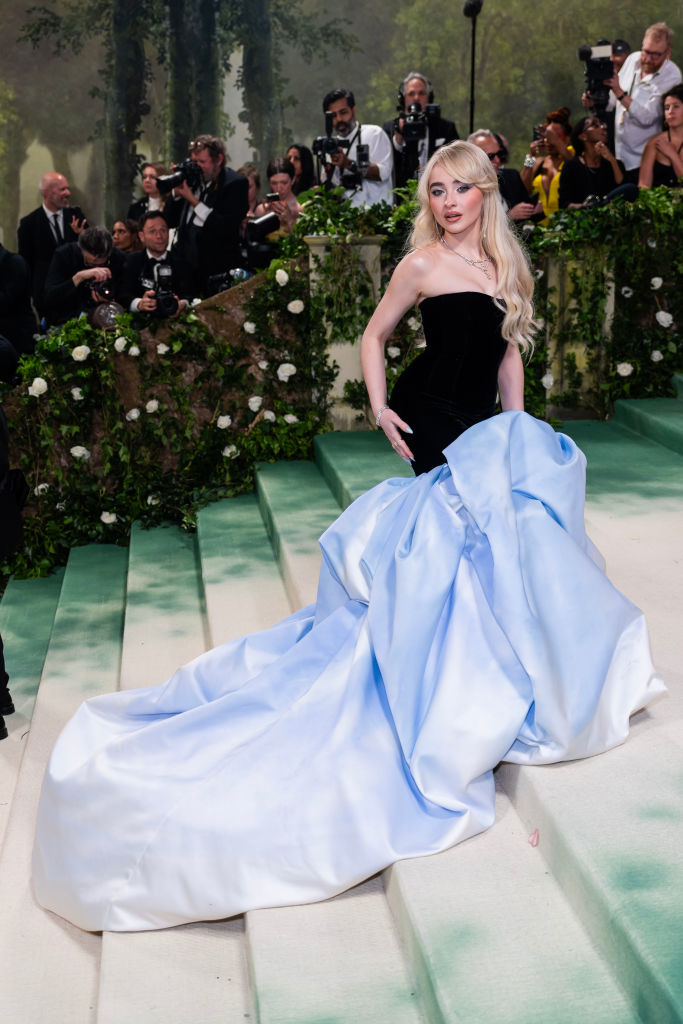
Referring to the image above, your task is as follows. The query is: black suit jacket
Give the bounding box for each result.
[17,205,86,315]
[168,167,249,293]
[119,250,198,313]
[383,114,459,192]
[0,245,37,355]
[42,243,126,327]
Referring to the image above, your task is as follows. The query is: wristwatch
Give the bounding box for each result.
[524,154,536,168]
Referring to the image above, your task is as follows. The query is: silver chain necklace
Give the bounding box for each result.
[440,235,493,279]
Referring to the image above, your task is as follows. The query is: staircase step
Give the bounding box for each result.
[315,430,412,507]
[613,398,683,458]
[561,419,683,510]
[497,722,683,1024]
[386,784,638,1023]
[0,544,128,1024]
[246,877,424,1024]
[98,921,252,1024]
[119,522,208,690]
[255,460,342,608]
[0,570,64,847]
[198,494,291,645]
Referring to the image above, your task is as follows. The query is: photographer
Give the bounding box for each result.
[41,227,125,327]
[119,212,197,318]
[384,72,458,191]
[164,134,248,295]
[317,88,393,207]
[253,158,302,236]
[520,109,575,225]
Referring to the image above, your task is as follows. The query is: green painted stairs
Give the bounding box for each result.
[1,391,683,1023]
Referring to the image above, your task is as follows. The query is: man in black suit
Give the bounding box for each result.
[167,134,248,295]
[119,211,197,316]
[468,129,543,222]
[0,244,37,356]
[17,172,87,320]
[42,226,126,327]
[383,72,459,194]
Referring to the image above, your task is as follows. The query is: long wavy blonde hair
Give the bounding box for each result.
[410,141,536,352]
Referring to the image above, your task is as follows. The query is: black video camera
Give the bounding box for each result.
[578,42,613,114]
[156,158,204,195]
[340,143,370,190]
[140,265,178,318]
[396,102,442,143]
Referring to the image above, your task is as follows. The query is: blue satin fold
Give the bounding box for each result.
[32,412,665,932]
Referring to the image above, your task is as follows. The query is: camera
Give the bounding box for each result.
[91,279,114,302]
[312,112,352,159]
[341,143,370,190]
[205,268,251,297]
[578,42,613,114]
[140,266,179,318]
[156,158,204,195]
[397,102,443,143]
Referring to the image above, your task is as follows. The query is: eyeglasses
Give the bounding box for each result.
[642,48,667,58]
[487,150,506,161]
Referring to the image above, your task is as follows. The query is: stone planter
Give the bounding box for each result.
[304,235,385,431]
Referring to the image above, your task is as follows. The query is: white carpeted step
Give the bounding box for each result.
[97,523,254,1024]
[0,545,128,1024]
[0,570,63,847]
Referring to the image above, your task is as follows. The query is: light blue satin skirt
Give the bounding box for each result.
[33,412,664,931]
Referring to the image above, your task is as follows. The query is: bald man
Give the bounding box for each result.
[17,172,87,319]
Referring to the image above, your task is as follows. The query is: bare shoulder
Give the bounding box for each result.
[390,245,439,295]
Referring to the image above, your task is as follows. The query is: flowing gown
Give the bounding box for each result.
[32,294,665,933]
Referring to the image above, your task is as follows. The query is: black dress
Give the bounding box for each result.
[389,292,507,474]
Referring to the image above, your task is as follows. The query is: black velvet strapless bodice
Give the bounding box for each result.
[389,292,507,475]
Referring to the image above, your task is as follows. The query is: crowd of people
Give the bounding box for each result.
[0,20,679,363]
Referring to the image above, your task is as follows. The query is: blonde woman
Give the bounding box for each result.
[362,139,533,473]
[33,143,662,935]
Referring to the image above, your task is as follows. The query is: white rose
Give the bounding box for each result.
[216,415,232,429]
[621,286,633,298]
[287,299,304,314]
[534,269,544,280]
[650,277,663,291]
[277,362,297,382]
[126,407,140,421]
[145,399,159,413]
[72,345,90,362]
[655,310,673,328]
[128,345,140,357]
[541,372,554,390]
[70,445,90,460]
[275,269,289,286]
[536,318,545,331]
[650,349,664,362]
[263,410,276,422]
[147,495,160,506]
[191,297,202,307]
[243,321,256,334]
[284,413,299,424]
[157,342,169,355]
[114,336,127,353]
[258,360,269,370]
[100,511,117,524]
[222,444,238,458]
[28,376,48,397]
[34,483,49,496]
[616,362,633,377]
[647,237,657,248]
[55,501,66,511]
[71,386,83,401]
[248,395,263,412]
[386,346,401,359]
[407,317,420,331]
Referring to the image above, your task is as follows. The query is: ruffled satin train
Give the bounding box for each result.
[32,412,664,931]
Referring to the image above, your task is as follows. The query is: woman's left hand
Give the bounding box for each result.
[378,408,414,462]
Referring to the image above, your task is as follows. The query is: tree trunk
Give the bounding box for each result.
[103,0,148,224]
[241,0,281,164]
[167,0,221,160]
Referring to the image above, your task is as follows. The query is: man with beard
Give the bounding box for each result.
[319,88,393,207]
[168,134,248,294]
[604,22,681,181]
